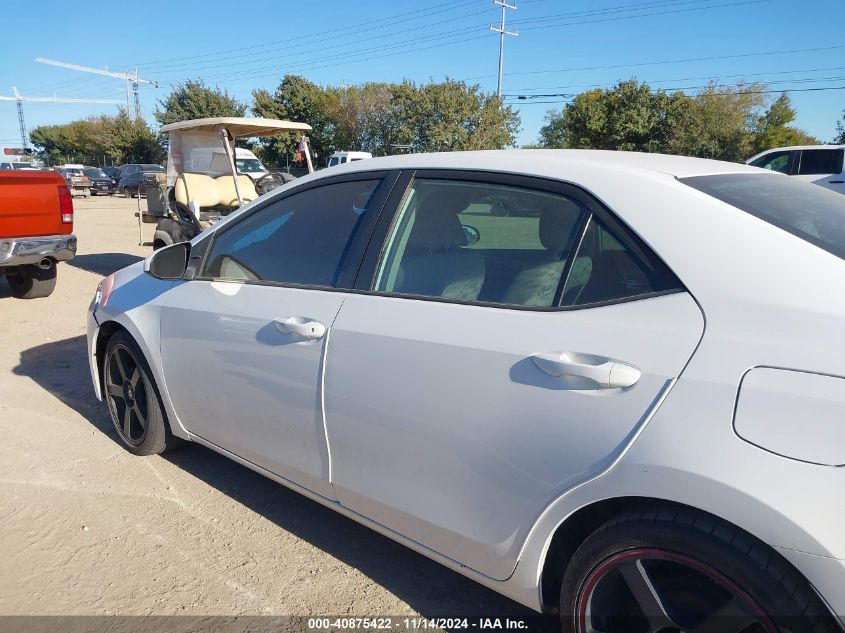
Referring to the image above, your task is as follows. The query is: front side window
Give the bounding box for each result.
[202,179,380,286]
[798,149,843,176]
[749,150,796,174]
[374,178,680,308]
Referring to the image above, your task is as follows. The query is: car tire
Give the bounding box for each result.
[560,508,837,633]
[103,331,183,456]
[123,187,131,198]
[7,263,57,299]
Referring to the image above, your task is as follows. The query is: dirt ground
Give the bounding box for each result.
[0,196,538,623]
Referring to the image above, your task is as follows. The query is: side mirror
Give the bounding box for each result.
[144,242,190,280]
[462,224,481,246]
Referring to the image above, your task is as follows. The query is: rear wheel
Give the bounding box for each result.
[560,509,837,633]
[103,331,181,455]
[7,263,57,299]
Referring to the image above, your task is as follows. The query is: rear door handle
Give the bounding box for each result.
[531,352,641,389]
[273,316,327,340]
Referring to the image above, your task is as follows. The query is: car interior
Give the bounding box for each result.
[380,181,667,307]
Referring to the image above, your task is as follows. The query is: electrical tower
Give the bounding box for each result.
[489,0,518,99]
[0,88,123,150]
[35,57,158,119]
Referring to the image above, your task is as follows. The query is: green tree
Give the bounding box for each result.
[834,109,845,144]
[537,79,815,162]
[751,93,817,153]
[539,80,685,153]
[391,79,519,152]
[252,75,338,168]
[154,80,246,127]
[252,75,519,168]
[30,109,164,166]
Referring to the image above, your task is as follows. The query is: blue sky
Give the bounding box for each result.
[1,0,843,153]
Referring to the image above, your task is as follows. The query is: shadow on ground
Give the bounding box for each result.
[14,334,556,628]
[68,253,142,276]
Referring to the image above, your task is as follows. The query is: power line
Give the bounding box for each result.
[504,84,845,105]
[116,0,484,69]
[466,44,845,80]
[509,65,845,92]
[509,0,739,24]
[513,0,775,31]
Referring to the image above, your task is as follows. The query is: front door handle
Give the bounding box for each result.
[273,316,327,340]
[530,352,641,389]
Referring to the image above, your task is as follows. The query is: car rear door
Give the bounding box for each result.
[323,171,704,580]
[0,171,65,237]
[158,172,396,499]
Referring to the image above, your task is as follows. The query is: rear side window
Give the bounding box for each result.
[201,179,380,286]
[562,215,682,307]
[681,174,845,260]
[798,149,843,176]
[374,178,681,308]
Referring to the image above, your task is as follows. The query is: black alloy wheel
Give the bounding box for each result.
[575,548,775,633]
[102,331,182,455]
[561,509,838,633]
[104,342,150,446]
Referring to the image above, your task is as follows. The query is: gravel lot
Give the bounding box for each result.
[0,196,538,623]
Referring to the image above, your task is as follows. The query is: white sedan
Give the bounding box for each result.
[87,150,845,632]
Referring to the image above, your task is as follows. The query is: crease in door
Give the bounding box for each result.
[319,295,348,489]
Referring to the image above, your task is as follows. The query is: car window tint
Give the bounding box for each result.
[374,179,589,307]
[202,179,380,286]
[561,216,681,306]
[798,149,843,175]
[749,150,795,174]
[681,173,845,261]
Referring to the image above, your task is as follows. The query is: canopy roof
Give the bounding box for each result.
[160,117,312,137]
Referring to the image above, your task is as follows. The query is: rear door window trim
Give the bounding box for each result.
[354,169,686,312]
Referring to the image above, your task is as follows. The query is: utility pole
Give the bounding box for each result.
[489,0,518,99]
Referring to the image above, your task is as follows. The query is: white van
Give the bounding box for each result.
[327,151,372,168]
[233,148,268,180]
[186,147,268,181]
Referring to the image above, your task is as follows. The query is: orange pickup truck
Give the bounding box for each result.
[1,171,77,298]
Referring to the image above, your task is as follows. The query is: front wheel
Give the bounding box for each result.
[560,509,837,633]
[103,331,182,455]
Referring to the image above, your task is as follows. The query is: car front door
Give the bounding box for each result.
[158,172,394,498]
[323,173,705,580]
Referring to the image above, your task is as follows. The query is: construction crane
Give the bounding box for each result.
[35,57,158,119]
[0,87,123,150]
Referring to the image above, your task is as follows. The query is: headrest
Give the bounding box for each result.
[407,189,471,252]
[540,199,583,256]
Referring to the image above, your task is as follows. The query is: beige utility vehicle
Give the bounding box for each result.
[144,117,313,249]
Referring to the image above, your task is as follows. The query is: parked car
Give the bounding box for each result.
[55,165,91,198]
[117,164,165,198]
[0,161,38,170]
[1,170,76,298]
[101,166,121,182]
[326,150,372,168]
[87,151,845,631]
[746,144,845,194]
[83,166,116,196]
